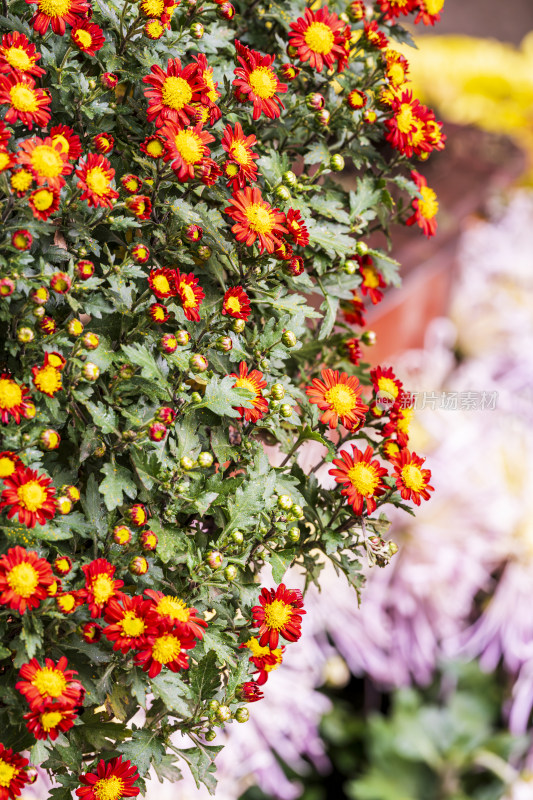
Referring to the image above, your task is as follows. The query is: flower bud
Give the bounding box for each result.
[279,403,293,418]
[286,44,298,59]
[17,327,34,343]
[50,272,71,294]
[224,565,238,581]
[231,319,246,334]
[361,330,376,346]
[149,422,167,442]
[39,315,56,334]
[130,556,149,575]
[185,224,203,242]
[270,383,285,400]
[12,229,32,250]
[217,2,235,19]
[280,64,301,81]
[190,391,202,403]
[81,621,102,643]
[175,330,190,346]
[316,108,331,126]
[141,530,158,551]
[156,406,175,425]
[101,72,118,89]
[31,286,49,305]
[231,530,244,545]
[39,429,61,450]
[190,22,204,38]
[215,336,233,353]
[128,503,148,526]
[204,730,216,742]
[388,541,399,556]
[54,556,72,576]
[288,526,300,542]
[281,330,297,347]
[275,185,291,202]
[207,550,223,569]
[306,92,325,110]
[189,354,208,373]
[63,485,80,503]
[356,241,369,256]
[82,362,100,381]
[234,707,249,723]
[57,496,72,515]
[329,154,345,172]
[216,704,231,722]
[290,504,304,519]
[180,456,195,471]
[82,332,100,350]
[0,278,15,297]
[113,525,132,545]
[160,333,178,354]
[286,256,304,276]
[344,259,358,275]
[197,245,212,261]
[76,260,95,280]
[198,452,214,468]
[278,495,292,511]
[68,318,84,336]
[131,244,150,263]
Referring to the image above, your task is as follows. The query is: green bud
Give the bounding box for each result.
[344,259,358,275]
[231,530,244,545]
[388,541,399,556]
[281,330,297,348]
[329,154,345,172]
[275,185,291,202]
[208,699,220,712]
[288,526,300,542]
[356,241,369,256]
[259,358,269,371]
[180,456,195,470]
[282,170,297,187]
[279,403,293,418]
[232,318,246,334]
[204,730,217,741]
[190,391,202,403]
[269,400,280,412]
[278,494,292,511]
[216,705,232,722]
[290,504,304,520]
[361,330,376,346]
[235,708,249,723]
[224,565,238,581]
[198,451,214,468]
[270,383,285,400]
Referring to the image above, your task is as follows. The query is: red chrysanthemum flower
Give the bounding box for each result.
[376,0,417,19]
[251,583,305,650]
[329,444,388,515]
[148,267,176,299]
[31,363,63,397]
[0,375,32,424]
[0,451,20,481]
[144,18,165,39]
[102,595,157,653]
[414,0,445,26]
[359,255,386,305]
[12,229,32,250]
[381,393,415,447]
[391,448,434,504]
[280,63,301,81]
[273,238,294,261]
[0,148,15,174]
[305,369,368,430]
[145,589,208,639]
[288,7,349,73]
[127,503,148,526]
[230,361,268,423]
[29,186,60,221]
[345,338,362,366]
[71,20,105,55]
[78,558,124,618]
[17,136,72,190]
[101,72,118,89]
[121,174,143,194]
[143,57,206,128]
[285,208,310,247]
[406,170,438,237]
[140,134,165,159]
[0,546,54,614]
[0,32,45,78]
[0,72,51,129]
[159,120,214,181]
[148,302,169,323]
[233,41,287,120]
[225,186,287,254]
[370,365,403,410]
[53,556,72,576]
[221,121,259,190]
[134,618,197,678]
[10,168,35,197]
[174,269,205,322]
[131,244,150,263]
[76,153,119,208]
[385,89,436,158]
[50,124,82,161]
[239,681,264,702]
[82,622,101,643]
[222,286,251,320]
[76,757,140,800]
[197,157,221,187]
[44,351,67,371]
[342,290,366,327]
[24,702,77,740]
[0,744,30,800]
[93,132,114,154]
[192,53,221,124]
[26,0,89,35]
[384,48,410,88]
[16,656,84,709]
[0,468,57,528]
[125,194,152,220]
[346,88,367,110]
[363,20,389,50]
[240,636,285,685]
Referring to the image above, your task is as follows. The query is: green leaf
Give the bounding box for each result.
[307,221,355,258]
[130,449,161,491]
[192,375,254,418]
[82,400,118,434]
[318,294,339,340]
[201,628,237,667]
[99,462,137,511]
[177,744,222,795]
[118,727,165,776]
[151,672,193,717]
[81,473,107,537]
[267,548,296,583]
[121,343,169,387]
[190,651,220,702]
[30,739,51,766]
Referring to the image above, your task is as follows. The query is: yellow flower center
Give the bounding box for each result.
[86,167,111,196]
[37,0,71,17]
[147,20,164,36]
[56,559,70,572]
[0,152,11,171]
[173,129,203,163]
[418,185,439,219]
[244,202,274,235]
[264,649,283,672]
[59,594,75,611]
[11,170,33,192]
[245,637,271,657]
[156,595,189,622]
[408,118,425,146]
[74,29,92,48]
[13,234,29,248]
[91,573,116,605]
[377,377,399,399]
[401,463,425,491]
[162,76,193,110]
[31,145,64,178]
[361,266,380,288]
[5,47,32,71]
[51,133,69,154]
[10,84,38,112]
[0,379,22,410]
[0,760,17,788]
[152,633,181,664]
[146,139,164,157]
[31,667,67,698]
[248,67,277,99]
[263,599,292,631]
[32,188,55,211]
[347,462,380,496]
[225,162,239,177]
[230,141,251,166]
[6,562,39,597]
[17,481,47,512]
[234,377,258,397]
[34,365,62,394]
[179,282,196,308]
[120,612,145,637]
[387,62,406,87]
[324,384,356,416]
[40,710,64,731]
[225,296,242,314]
[397,406,413,434]
[141,0,164,16]
[204,70,218,102]
[94,776,125,800]
[425,0,444,13]
[152,274,171,294]
[396,103,415,134]
[0,457,16,478]
[303,21,335,55]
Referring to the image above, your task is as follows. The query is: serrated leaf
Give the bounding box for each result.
[267,548,296,583]
[190,651,220,701]
[130,449,160,491]
[118,728,165,776]
[121,343,169,387]
[193,375,254,418]
[201,628,237,667]
[318,294,339,340]
[99,462,137,511]
[82,401,118,434]
[151,672,192,717]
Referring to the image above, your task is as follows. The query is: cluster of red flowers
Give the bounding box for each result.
[376,0,445,26]
[0,742,31,800]
[239,583,306,702]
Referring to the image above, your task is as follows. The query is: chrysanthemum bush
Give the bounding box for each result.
[0,0,443,796]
